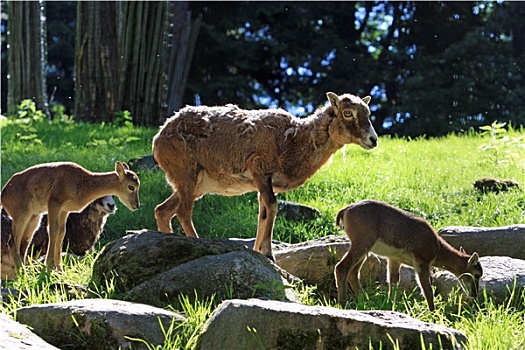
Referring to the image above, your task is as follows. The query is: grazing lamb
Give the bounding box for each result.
[334,200,483,311]
[1,161,140,271]
[1,196,116,280]
[153,92,378,259]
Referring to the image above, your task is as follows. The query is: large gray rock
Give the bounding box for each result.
[198,299,468,350]
[92,230,298,304]
[438,225,525,260]
[274,235,386,292]
[0,314,59,349]
[126,251,299,304]
[274,235,388,294]
[15,299,185,350]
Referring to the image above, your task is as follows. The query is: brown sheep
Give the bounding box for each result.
[1,196,116,280]
[29,195,117,257]
[1,208,18,280]
[153,92,378,259]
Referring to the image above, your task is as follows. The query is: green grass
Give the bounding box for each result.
[1,114,524,349]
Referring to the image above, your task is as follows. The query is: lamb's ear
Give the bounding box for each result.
[326,92,340,110]
[115,161,126,178]
[468,252,479,266]
[362,96,371,105]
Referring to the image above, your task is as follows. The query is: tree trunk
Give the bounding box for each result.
[117,1,200,125]
[74,2,119,122]
[6,0,48,116]
[74,1,199,125]
[166,2,202,116]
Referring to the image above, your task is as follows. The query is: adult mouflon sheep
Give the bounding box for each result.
[1,196,116,279]
[29,195,117,257]
[153,92,378,259]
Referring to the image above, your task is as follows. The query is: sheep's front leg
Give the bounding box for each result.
[414,263,435,311]
[253,176,277,260]
[155,192,181,233]
[387,259,402,303]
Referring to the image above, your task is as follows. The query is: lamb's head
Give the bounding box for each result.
[326,92,378,150]
[93,195,117,215]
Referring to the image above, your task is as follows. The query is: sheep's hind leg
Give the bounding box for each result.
[253,177,278,260]
[175,186,199,238]
[335,248,367,306]
[155,192,181,233]
[15,213,41,264]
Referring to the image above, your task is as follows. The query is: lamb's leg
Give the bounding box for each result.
[335,245,368,306]
[176,187,199,238]
[414,263,435,311]
[253,176,277,260]
[387,259,401,302]
[46,207,68,271]
[155,192,181,233]
[16,214,41,264]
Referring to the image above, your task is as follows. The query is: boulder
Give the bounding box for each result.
[92,230,298,303]
[438,225,525,260]
[434,256,525,304]
[126,250,299,304]
[15,299,185,350]
[277,200,322,222]
[0,313,59,349]
[274,235,388,293]
[198,299,468,350]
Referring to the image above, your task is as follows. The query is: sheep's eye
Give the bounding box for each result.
[128,185,135,191]
[343,110,353,118]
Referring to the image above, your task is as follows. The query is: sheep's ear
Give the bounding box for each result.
[326,92,340,110]
[362,96,371,105]
[468,252,479,266]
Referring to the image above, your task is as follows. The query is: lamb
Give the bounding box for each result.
[334,200,483,311]
[29,195,117,257]
[1,161,140,272]
[153,92,378,259]
[1,196,116,280]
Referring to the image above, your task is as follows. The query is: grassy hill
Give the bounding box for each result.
[1,112,524,349]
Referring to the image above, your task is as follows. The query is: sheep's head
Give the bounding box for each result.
[326,92,378,150]
[93,195,117,215]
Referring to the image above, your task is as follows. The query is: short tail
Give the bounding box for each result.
[335,208,346,230]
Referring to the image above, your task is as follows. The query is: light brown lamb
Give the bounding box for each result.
[1,196,116,280]
[152,92,378,259]
[1,161,140,272]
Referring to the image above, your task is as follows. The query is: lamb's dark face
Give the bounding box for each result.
[327,92,378,150]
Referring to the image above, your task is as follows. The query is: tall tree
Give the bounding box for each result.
[46,1,76,113]
[117,1,200,124]
[75,1,199,124]
[74,1,119,122]
[6,0,48,116]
